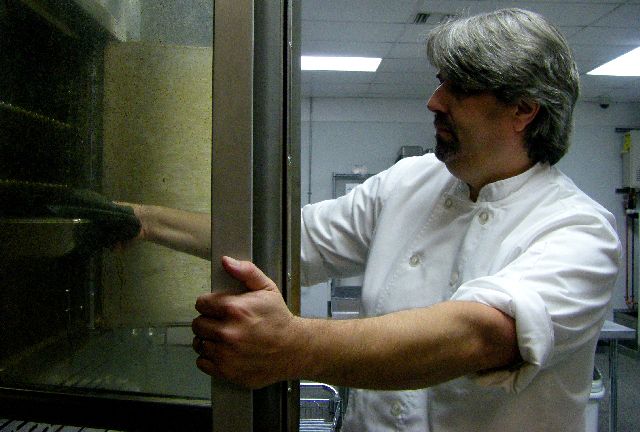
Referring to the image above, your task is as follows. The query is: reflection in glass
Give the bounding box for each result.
[0,0,212,405]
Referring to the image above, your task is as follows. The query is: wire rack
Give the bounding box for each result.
[0,419,119,431]
[300,382,342,432]
[1,381,342,431]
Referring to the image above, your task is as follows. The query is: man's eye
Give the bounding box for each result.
[449,82,479,98]
[450,83,465,93]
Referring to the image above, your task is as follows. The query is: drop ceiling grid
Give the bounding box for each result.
[301,0,640,101]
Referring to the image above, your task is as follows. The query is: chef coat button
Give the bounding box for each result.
[478,211,490,224]
[390,400,403,417]
[444,197,453,208]
[409,254,421,267]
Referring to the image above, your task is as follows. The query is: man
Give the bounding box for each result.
[127,8,620,431]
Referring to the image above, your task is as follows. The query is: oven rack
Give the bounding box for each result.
[0,418,120,431]
[0,327,210,399]
[0,100,77,132]
[0,218,93,258]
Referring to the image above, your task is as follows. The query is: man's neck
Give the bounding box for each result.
[467,159,535,202]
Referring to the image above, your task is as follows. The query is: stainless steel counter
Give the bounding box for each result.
[599,320,636,432]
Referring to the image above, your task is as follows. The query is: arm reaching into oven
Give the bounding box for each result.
[121,203,212,260]
[0,179,142,252]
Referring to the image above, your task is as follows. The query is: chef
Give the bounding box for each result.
[123,8,619,431]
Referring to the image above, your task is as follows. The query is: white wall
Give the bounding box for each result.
[301,98,434,205]
[301,97,640,317]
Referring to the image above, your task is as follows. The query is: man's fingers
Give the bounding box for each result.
[221,256,278,292]
[192,336,205,355]
[195,292,230,316]
[196,356,221,379]
[192,315,225,342]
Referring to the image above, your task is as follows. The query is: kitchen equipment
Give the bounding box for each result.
[0,179,140,257]
[0,0,300,430]
[300,382,342,432]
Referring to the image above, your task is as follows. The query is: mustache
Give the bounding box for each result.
[433,113,452,130]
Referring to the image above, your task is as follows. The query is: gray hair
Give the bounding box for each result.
[426,8,580,165]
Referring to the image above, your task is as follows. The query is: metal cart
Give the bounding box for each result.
[300,382,342,432]
[3,382,343,432]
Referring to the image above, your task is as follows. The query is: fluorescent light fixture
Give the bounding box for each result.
[301,56,381,72]
[587,47,640,76]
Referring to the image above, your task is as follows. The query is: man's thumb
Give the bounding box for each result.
[221,256,278,292]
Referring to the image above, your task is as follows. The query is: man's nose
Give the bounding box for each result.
[427,85,446,113]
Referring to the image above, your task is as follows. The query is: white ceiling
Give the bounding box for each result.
[300,0,640,103]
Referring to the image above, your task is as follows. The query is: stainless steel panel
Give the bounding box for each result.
[286,0,302,429]
[252,0,301,429]
[211,0,255,430]
[213,0,300,429]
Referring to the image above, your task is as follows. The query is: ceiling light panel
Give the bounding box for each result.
[588,47,640,76]
[301,56,382,72]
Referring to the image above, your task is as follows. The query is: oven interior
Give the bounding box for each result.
[0,1,213,427]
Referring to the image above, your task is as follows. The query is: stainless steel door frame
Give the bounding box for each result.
[212,0,300,430]
[212,0,255,430]
[252,0,301,430]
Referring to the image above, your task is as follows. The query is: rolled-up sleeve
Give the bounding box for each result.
[450,210,621,393]
[301,173,387,287]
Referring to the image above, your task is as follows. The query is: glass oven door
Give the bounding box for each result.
[0,0,299,430]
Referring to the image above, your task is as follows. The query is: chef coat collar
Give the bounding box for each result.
[451,162,548,203]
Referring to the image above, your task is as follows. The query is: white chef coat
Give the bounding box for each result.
[301,154,620,431]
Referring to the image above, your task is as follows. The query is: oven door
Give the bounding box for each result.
[0,0,299,430]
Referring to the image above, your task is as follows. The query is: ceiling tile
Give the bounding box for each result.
[302,41,393,57]
[592,4,640,27]
[570,26,640,47]
[397,23,435,44]
[301,0,417,23]
[415,1,488,15]
[572,44,635,74]
[377,58,432,73]
[304,71,377,84]
[373,72,431,85]
[368,82,433,97]
[303,20,406,43]
[416,1,620,26]
[301,0,639,101]
[309,82,373,98]
[491,1,620,27]
[387,42,426,58]
[572,44,635,62]
[558,26,584,40]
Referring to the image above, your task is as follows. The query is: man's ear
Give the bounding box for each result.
[513,99,540,133]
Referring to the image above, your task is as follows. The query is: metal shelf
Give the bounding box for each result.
[0,100,76,131]
[0,218,93,258]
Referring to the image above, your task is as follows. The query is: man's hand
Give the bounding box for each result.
[191,256,300,388]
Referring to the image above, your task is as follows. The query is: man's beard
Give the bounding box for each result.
[433,114,460,162]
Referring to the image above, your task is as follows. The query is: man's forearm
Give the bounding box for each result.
[192,259,521,390]
[132,204,212,260]
[292,300,520,390]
